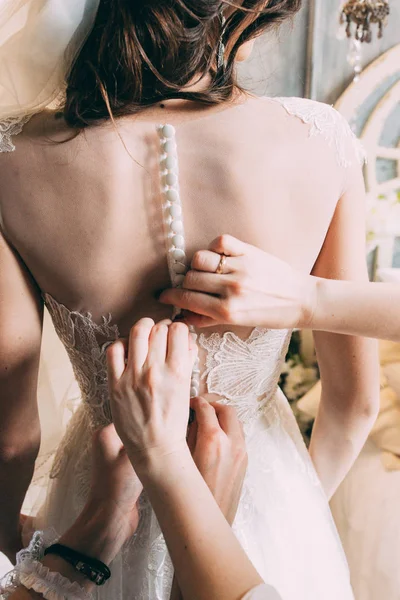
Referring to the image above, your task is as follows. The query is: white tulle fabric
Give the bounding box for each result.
[0,99,361,599]
[0,531,91,600]
[0,0,99,120]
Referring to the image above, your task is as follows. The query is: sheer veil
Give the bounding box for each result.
[0,0,99,522]
[0,0,99,120]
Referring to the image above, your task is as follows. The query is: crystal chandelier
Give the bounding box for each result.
[340,0,390,43]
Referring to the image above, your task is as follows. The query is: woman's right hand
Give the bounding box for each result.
[107,318,197,468]
[159,235,317,330]
[188,397,248,525]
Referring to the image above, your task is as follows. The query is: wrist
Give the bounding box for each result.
[126,439,191,478]
[58,502,128,565]
[133,443,194,485]
[298,275,319,329]
[307,277,333,331]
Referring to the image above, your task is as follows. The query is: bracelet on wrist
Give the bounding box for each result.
[0,531,111,600]
[44,543,111,586]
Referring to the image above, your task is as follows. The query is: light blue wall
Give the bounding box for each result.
[239,0,400,102]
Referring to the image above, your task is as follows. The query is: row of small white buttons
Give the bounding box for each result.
[158,124,200,398]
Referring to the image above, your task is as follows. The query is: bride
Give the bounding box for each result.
[0,0,379,598]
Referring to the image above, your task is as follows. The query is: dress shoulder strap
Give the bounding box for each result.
[270,96,366,169]
[0,115,31,152]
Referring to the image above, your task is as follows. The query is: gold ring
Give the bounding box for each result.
[216,254,227,274]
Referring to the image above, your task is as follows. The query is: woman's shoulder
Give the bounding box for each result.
[256,95,366,169]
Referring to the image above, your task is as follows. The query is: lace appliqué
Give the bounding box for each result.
[0,116,31,152]
[199,328,291,426]
[42,293,120,509]
[43,293,119,427]
[147,533,173,597]
[271,97,366,168]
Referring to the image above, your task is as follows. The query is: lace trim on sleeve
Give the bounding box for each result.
[271,97,366,169]
[0,116,31,152]
[0,530,92,600]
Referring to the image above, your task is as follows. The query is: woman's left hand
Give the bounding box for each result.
[159,235,316,330]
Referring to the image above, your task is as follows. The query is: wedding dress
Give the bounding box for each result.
[0,98,362,600]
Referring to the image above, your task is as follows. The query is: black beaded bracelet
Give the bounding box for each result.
[44,543,111,586]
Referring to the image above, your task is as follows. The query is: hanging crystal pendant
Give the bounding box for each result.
[340,0,390,43]
[346,38,363,82]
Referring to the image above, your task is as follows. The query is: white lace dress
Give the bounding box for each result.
[0,98,362,600]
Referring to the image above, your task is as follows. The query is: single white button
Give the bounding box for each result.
[172,235,185,248]
[169,204,182,218]
[173,262,187,274]
[166,189,179,204]
[162,124,175,139]
[163,140,176,154]
[171,220,183,233]
[163,155,177,170]
[171,247,186,260]
[165,172,178,187]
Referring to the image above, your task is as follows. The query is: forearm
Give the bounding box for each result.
[0,446,39,561]
[309,393,377,499]
[310,279,400,342]
[136,446,262,600]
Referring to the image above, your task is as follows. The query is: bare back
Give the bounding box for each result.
[0,94,356,334]
[0,93,379,600]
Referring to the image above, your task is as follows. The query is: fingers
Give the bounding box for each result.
[191,396,220,432]
[107,339,128,385]
[183,270,226,295]
[190,398,243,439]
[167,321,190,365]
[127,318,154,377]
[147,322,169,365]
[210,402,243,439]
[183,311,218,329]
[159,288,223,317]
[208,235,248,257]
[191,250,235,274]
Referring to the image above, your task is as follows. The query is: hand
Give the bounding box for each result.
[57,425,143,568]
[187,397,248,526]
[87,424,143,539]
[107,318,198,469]
[159,234,317,330]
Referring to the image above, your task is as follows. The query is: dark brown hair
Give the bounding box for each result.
[64,0,302,128]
